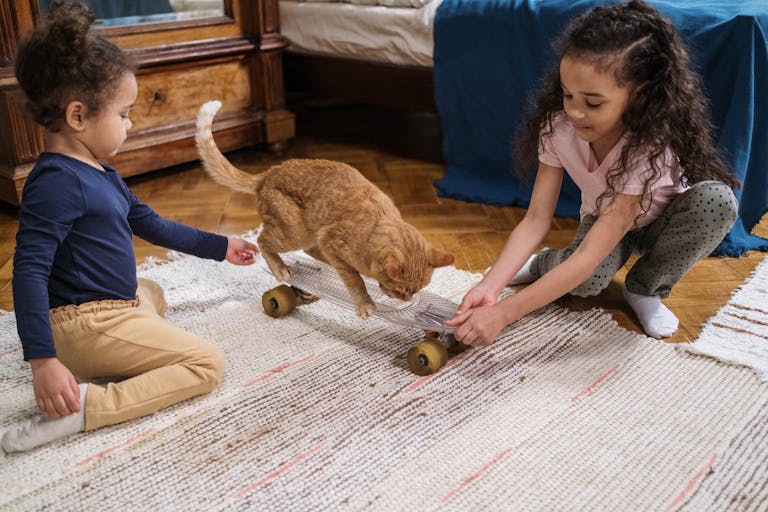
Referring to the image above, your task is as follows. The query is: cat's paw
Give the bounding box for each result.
[274,265,293,281]
[356,301,376,320]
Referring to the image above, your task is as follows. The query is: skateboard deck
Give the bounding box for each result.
[257,251,464,375]
[258,251,457,334]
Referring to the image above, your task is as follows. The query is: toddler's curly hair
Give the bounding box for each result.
[14,0,135,131]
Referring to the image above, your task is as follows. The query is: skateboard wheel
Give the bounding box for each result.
[262,285,298,318]
[407,338,449,376]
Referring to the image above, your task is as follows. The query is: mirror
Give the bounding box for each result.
[39,1,225,27]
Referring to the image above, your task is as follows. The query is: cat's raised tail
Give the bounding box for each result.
[195,100,261,194]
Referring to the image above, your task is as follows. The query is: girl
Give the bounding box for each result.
[2,1,259,453]
[446,0,739,344]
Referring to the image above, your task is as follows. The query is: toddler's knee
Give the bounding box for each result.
[138,278,168,315]
[208,345,226,386]
[138,278,163,299]
[194,344,226,392]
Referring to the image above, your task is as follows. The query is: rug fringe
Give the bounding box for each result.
[679,255,768,381]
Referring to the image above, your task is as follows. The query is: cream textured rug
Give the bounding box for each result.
[1,250,767,511]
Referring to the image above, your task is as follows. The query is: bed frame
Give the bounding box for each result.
[283,52,436,112]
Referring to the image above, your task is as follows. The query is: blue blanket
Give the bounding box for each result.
[433,0,768,256]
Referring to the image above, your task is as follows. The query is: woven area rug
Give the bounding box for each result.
[676,255,768,510]
[2,249,767,511]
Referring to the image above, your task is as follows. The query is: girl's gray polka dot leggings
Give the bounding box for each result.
[529,181,738,298]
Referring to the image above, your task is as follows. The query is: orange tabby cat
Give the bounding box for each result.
[195,101,454,318]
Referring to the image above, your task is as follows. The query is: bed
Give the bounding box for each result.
[279,0,440,110]
[278,0,768,256]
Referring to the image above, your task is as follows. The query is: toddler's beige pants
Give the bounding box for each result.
[49,278,224,430]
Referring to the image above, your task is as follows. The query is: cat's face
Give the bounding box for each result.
[377,269,431,302]
[375,230,454,301]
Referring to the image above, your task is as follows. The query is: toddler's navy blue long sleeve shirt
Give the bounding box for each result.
[12,153,229,360]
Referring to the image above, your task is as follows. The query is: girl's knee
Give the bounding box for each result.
[716,185,738,223]
[686,181,738,221]
[694,182,739,238]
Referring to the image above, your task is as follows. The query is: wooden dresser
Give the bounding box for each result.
[0,0,295,205]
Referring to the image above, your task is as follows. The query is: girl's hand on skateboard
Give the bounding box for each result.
[446,304,506,346]
[450,285,497,317]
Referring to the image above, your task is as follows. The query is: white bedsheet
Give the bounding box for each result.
[278,0,441,67]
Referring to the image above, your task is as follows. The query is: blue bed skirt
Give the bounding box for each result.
[433,0,768,256]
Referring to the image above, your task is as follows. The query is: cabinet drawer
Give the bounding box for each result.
[132,57,251,133]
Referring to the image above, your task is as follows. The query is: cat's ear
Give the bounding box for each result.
[382,254,401,279]
[431,249,455,268]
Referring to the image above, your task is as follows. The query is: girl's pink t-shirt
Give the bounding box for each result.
[538,113,688,227]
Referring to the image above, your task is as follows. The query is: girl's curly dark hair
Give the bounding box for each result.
[516,0,739,219]
[14,0,135,131]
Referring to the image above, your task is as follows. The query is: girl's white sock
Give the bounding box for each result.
[509,253,538,285]
[1,383,87,453]
[623,287,679,338]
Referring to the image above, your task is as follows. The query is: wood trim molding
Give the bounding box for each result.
[129,36,258,68]
[251,50,287,111]
[0,0,36,68]
[239,0,282,43]
[96,1,236,39]
[98,16,235,39]
[0,87,43,164]
[0,1,18,66]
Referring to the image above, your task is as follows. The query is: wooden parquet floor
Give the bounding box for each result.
[0,102,766,343]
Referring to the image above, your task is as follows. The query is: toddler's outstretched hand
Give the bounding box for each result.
[226,237,259,265]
